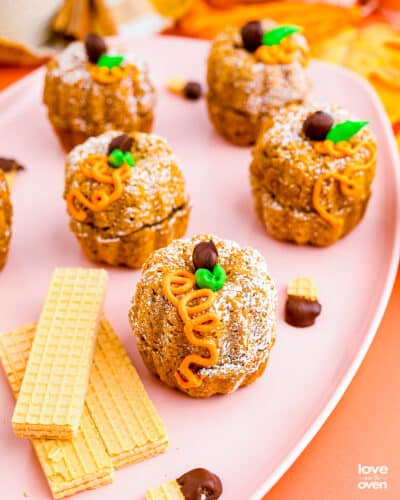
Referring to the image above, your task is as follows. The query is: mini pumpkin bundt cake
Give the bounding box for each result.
[207,20,311,146]
[250,103,377,246]
[44,34,156,151]
[129,235,277,398]
[64,131,190,268]
[0,169,12,270]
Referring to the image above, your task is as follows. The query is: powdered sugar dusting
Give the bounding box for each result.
[44,41,156,134]
[65,131,189,238]
[259,103,375,171]
[207,23,311,113]
[130,234,278,394]
[47,41,149,85]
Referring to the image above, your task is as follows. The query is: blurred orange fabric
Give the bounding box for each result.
[166,0,400,139]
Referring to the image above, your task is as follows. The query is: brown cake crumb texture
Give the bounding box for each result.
[250,103,377,246]
[0,170,12,269]
[43,42,156,151]
[206,21,311,146]
[129,234,277,398]
[64,131,190,268]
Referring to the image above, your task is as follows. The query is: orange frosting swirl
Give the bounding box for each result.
[163,269,219,389]
[67,153,132,222]
[255,37,308,66]
[312,140,377,228]
[88,63,136,84]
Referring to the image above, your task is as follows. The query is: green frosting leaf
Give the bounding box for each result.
[123,151,135,167]
[108,148,124,168]
[326,120,369,143]
[97,54,124,69]
[109,149,135,168]
[262,25,301,46]
[195,264,226,292]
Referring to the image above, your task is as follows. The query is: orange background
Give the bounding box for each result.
[1,63,399,499]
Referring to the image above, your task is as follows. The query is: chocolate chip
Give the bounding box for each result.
[302,111,334,141]
[183,81,203,100]
[192,241,218,271]
[85,33,107,64]
[177,468,223,500]
[107,134,133,154]
[241,20,263,52]
[285,296,322,327]
[0,157,25,173]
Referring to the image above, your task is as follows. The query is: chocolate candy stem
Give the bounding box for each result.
[85,33,107,64]
[241,21,263,52]
[107,134,133,154]
[192,240,218,271]
[303,111,334,141]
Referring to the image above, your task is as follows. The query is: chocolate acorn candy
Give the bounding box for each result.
[0,157,25,173]
[177,468,223,500]
[285,277,322,327]
[107,134,133,154]
[166,78,203,100]
[303,111,334,141]
[192,240,218,271]
[85,33,107,64]
[241,21,263,52]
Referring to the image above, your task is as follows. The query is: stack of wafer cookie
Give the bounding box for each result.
[0,267,168,498]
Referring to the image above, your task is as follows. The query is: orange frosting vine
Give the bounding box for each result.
[88,63,137,84]
[67,153,132,222]
[312,140,377,228]
[255,37,308,65]
[163,270,219,389]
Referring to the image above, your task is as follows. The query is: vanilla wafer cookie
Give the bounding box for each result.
[3,316,168,470]
[86,316,168,468]
[4,170,16,189]
[145,480,184,500]
[12,268,108,440]
[0,323,114,499]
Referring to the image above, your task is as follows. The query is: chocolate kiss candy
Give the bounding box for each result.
[241,21,263,52]
[177,468,223,500]
[85,33,107,64]
[107,134,133,154]
[192,241,218,271]
[303,111,334,141]
[183,81,203,100]
[285,296,322,327]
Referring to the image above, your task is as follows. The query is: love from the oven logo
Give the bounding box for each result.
[357,464,389,490]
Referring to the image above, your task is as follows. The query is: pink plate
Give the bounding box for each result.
[0,37,399,500]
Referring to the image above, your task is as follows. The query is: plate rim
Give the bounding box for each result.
[248,60,400,499]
